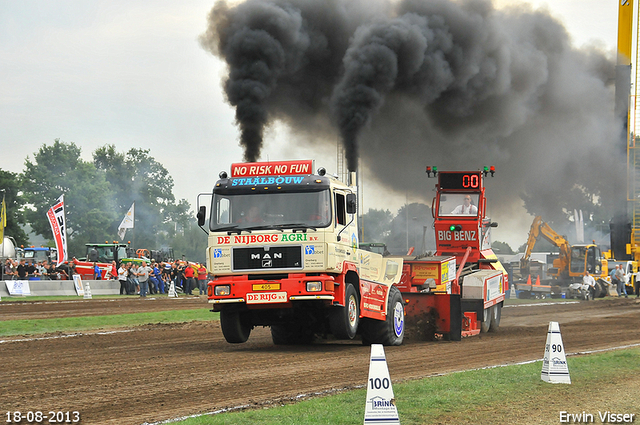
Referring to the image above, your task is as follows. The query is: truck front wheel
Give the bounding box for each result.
[361,285,404,346]
[330,283,359,340]
[220,310,252,343]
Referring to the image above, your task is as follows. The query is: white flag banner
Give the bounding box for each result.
[118,202,135,240]
[574,209,585,244]
[46,195,68,267]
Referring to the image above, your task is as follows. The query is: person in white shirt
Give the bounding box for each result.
[615,265,628,298]
[117,263,129,295]
[137,261,152,298]
[582,271,596,300]
[451,195,478,215]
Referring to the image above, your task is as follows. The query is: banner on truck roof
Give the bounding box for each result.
[46,195,68,267]
[231,160,314,177]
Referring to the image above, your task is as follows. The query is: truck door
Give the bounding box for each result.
[335,190,357,248]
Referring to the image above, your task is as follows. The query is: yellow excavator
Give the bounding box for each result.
[518,216,610,298]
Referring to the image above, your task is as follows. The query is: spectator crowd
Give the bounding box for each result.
[115,260,211,297]
[3,258,210,298]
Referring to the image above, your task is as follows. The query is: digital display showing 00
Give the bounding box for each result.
[439,172,482,190]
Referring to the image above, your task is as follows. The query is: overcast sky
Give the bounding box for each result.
[0,0,621,249]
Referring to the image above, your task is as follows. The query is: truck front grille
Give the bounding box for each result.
[232,246,303,271]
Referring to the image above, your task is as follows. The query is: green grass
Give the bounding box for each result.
[0,308,220,337]
[176,348,640,425]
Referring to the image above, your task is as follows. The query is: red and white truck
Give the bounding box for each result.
[197,160,405,345]
[197,162,507,344]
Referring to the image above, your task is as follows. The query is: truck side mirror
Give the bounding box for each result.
[197,206,206,227]
[346,193,357,214]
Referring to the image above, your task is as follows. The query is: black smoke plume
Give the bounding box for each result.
[202,0,622,241]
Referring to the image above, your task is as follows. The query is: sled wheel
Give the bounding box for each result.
[361,286,405,346]
[330,283,359,340]
[220,310,252,343]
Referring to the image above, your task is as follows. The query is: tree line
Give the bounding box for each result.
[1,139,206,263]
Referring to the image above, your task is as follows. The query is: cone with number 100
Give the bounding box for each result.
[364,344,400,424]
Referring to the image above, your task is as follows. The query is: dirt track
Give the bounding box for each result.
[1,297,639,425]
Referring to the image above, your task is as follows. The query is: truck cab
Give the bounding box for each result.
[17,246,57,264]
[198,160,404,345]
[566,244,605,277]
[85,243,130,265]
[432,170,499,266]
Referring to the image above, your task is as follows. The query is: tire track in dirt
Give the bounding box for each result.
[0,298,638,424]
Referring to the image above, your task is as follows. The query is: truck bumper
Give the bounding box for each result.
[208,273,336,308]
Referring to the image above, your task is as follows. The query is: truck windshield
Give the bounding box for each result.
[90,246,115,263]
[570,246,586,273]
[87,246,128,263]
[20,250,50,262]
[438,193,479,217]
[210,189,332,231]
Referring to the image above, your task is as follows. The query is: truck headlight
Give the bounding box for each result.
[214,285,231,296]
[306,281,322,292]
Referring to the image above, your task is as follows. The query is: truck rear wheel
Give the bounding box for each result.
[361,285,404,346]
[329,283,359,340]
[489,303,501,332]
[220,310,252,343]
[481,307,491,333]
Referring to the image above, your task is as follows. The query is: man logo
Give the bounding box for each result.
[251,252,283,260]
[262,260,272,268]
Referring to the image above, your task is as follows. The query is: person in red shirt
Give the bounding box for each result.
[197,264,208,296]
[183,264,195,295]
[108,261,118,280]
